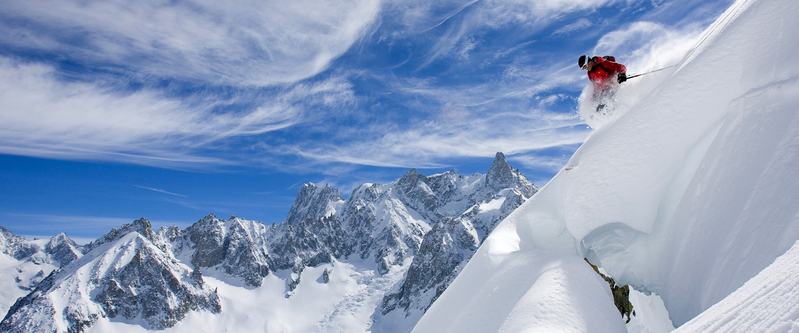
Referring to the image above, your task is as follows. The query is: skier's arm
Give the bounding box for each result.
[603,61,626,74]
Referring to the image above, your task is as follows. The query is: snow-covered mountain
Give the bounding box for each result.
[0,152,537,332]
[1,219,221,332]
[415,0,799,331]
[0,227,84,316]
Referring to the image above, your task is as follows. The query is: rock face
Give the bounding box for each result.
[177,215,271,287]
[0,227,38,261]
[0,151,537,331]
[380,152,536,320]
[44,233,84,268]
[0,220,220,333]
[285,183,344,225]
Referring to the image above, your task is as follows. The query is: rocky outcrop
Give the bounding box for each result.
[585,258,634,323]
[268,215,348,272]
[285,183,344,225]
[0,227,84,268]
[182,215,271,287]
[0,227,37,260]
[381,218,478,315]
[44,233,84,268]
[86,217,157,252]
[93,244,221,328]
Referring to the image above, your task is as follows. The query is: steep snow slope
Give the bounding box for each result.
[416,0,799,329]
[411,250,626,332]
[673,240,799,332]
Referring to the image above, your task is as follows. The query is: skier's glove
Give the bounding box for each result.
[617,73,627,83]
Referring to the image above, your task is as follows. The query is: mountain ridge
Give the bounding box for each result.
[0,152,538,332]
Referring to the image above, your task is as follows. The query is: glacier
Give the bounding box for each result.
[415,0,799,330]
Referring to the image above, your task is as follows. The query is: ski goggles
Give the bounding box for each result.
[581,57,593,70]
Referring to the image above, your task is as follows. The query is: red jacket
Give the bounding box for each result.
[588,57,626,90]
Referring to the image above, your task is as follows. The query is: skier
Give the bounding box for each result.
[578,55,627,112]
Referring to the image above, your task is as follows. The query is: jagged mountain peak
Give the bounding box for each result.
[286,183,344,225]
[87,217,157,252]
[0,226,35,260]
[485,152,538,198]
[486,152,514,188]
[44,232,84,268]
[398,168,422,183]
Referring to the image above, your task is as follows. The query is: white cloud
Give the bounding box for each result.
[414,0,616,69]
[0,0,381,86]
[272,57,593,171]
[478,0,613,27]
[592,21,702,73]
[552,18,593,36]
[0,57,354,168]
[290,104,589,169]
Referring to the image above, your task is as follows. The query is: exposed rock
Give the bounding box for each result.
[183,215,271,287]
[268,215,346,272]
[86,217,157,252]
[585,258,634,323]
[93,244,221,328]
[45,233,84,268]
[285,183,344,225]
[322,268,332,284]
[0,226,37,260]
[380,152,538,319]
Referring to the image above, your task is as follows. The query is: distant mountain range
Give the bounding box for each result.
[0,152,537,332]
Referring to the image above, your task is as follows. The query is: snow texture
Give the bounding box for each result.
[417,0,799,330]
[413,249,626,332]
[674,240,799,332]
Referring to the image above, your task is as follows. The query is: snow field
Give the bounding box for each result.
[86,257,412,333]
[0,253,56,314]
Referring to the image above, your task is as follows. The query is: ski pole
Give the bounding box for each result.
[627,64,679,79]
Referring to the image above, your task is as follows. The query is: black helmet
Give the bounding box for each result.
[578,55,587,69]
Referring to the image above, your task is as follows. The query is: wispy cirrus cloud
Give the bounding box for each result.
[0,0,381,86]
[283,76,590,169]
[133,185,187,198]
[0,57,355,169]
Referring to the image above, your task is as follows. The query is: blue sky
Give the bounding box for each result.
[0,0,732,240]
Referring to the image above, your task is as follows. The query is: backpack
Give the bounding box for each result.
[603,55,616,62]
